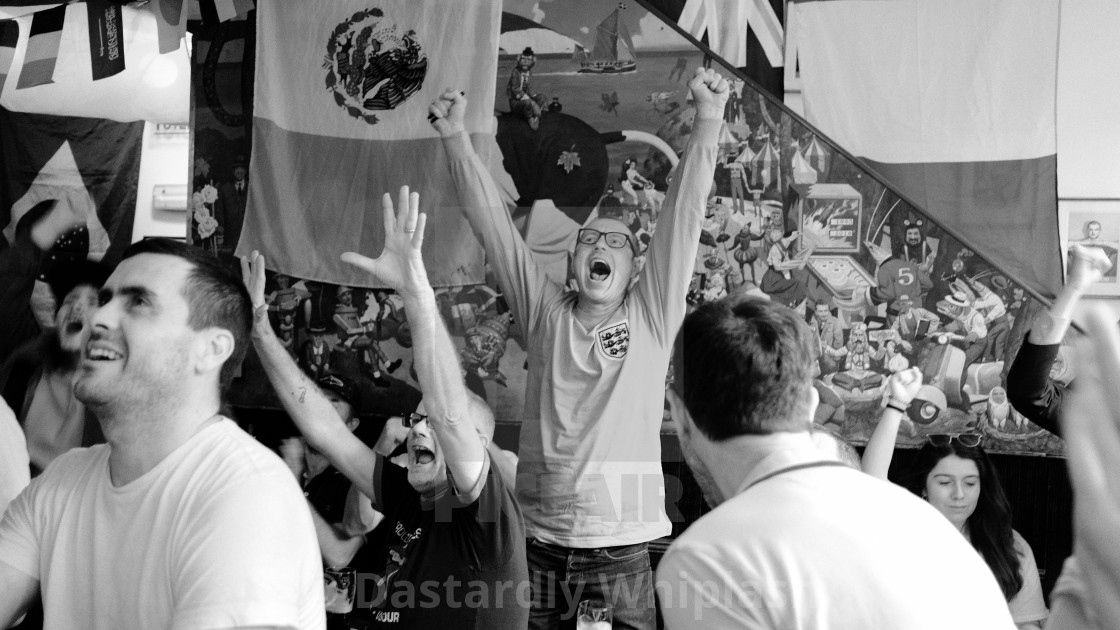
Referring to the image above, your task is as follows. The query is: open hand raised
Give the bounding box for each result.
[340,185,430,297]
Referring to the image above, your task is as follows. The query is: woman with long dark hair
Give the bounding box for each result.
[865,369,1048,630]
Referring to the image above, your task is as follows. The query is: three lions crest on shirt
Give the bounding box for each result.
[595,322,630,360]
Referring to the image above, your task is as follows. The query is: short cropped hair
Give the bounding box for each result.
[672,296,815,439]
[122,238,251,391]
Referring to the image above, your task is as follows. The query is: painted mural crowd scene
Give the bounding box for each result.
[2,1,1119,630]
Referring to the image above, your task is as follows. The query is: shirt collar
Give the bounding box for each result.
[735,439,837,496]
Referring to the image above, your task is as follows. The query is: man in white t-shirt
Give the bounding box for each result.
[0,398,29,517]
[431,68,728,630]
[657,295,1015,629]
[0,238,324,630]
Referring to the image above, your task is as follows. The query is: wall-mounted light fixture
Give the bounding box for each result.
[152,184,188,212]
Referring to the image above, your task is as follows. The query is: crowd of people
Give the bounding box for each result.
[0,67,1118,630]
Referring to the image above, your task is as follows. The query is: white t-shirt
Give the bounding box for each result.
[1009,530,1048,624]
[656,444,1016,630]
[0,418,325,630]
[444,119,721,547]
[0,398,29,516]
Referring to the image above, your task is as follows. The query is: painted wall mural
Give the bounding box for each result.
[192,3,1062,456]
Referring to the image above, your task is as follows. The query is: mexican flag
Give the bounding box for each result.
[240,1,500,287]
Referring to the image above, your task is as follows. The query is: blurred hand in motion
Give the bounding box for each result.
[239,250,270,332]
[280,437,305,481]
[1068,243,1112,293]
[1065,304,1120,625]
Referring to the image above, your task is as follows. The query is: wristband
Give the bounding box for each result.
[884,394,910,413]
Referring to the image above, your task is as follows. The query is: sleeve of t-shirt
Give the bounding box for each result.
[1047,557,1099,630]
[372,454,415,514]
[432,448,520,572]
[656,544,764,629]
[0,399,30,517]
[0,476,43,582]
[632,118,720,344]
[443,131,561,346]
[340,484,381,537]
[1006,340,1066,437]
[1009,531,1048,624]
[169,469,324,630]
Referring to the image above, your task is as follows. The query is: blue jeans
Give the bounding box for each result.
[527,538,656,630]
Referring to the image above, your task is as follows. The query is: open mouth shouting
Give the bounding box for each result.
[411,445,435,466]
[588,258,613,283]
[62,319,85,337]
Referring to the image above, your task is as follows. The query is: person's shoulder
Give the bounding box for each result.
[30,445,108,495]
[191,419,296,484]
[1011,529,1034,554]
[41,444,107,478]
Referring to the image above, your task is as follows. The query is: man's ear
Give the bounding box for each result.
[805,384,820,425]
[195,328,235,377]
[665,387,692,438]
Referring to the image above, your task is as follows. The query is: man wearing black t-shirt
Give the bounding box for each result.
[245,186,528,630]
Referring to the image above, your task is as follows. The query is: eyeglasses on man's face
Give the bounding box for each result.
[577,228,633,251]
[401,412,428,428]
[925,433,981,448]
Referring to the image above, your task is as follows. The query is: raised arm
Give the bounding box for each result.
[634,68,727,338]
[1008,245,1110,437]
[0,562,37,628]
[342,187,487,493]
[1054,305,1120,629]
[241,253,377,501]
[430,92,555,341]
[862,368,923,479]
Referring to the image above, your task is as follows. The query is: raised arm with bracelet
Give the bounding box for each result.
[341,186,487,492]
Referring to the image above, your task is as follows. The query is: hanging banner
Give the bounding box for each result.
[1,3,189,122]
[86,0,125,81]
[240,0,500,287]
[15,2,62,88]
[0,20,16,92]
[789,0,1061,298]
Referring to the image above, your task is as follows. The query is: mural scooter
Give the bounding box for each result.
[907,281,1004,425]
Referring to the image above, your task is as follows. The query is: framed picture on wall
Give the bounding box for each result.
[1059,199,1120,296]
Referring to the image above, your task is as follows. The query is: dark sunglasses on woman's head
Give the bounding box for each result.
[401,412,428,428]
[577,228,633,250]
[926,433,981,448]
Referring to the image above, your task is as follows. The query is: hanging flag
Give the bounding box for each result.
[674,0,783,68]
[214,0,254,23]
[1,3,189,122]
[789,0,1061,295]
[15,2,62,88]
[0,20,17,92]
[240,0,500,287]
[86,0,125,80]
[150,0,185,54]
[0,3,59,21]
[197,0,218,26]
[0,108,144,263]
